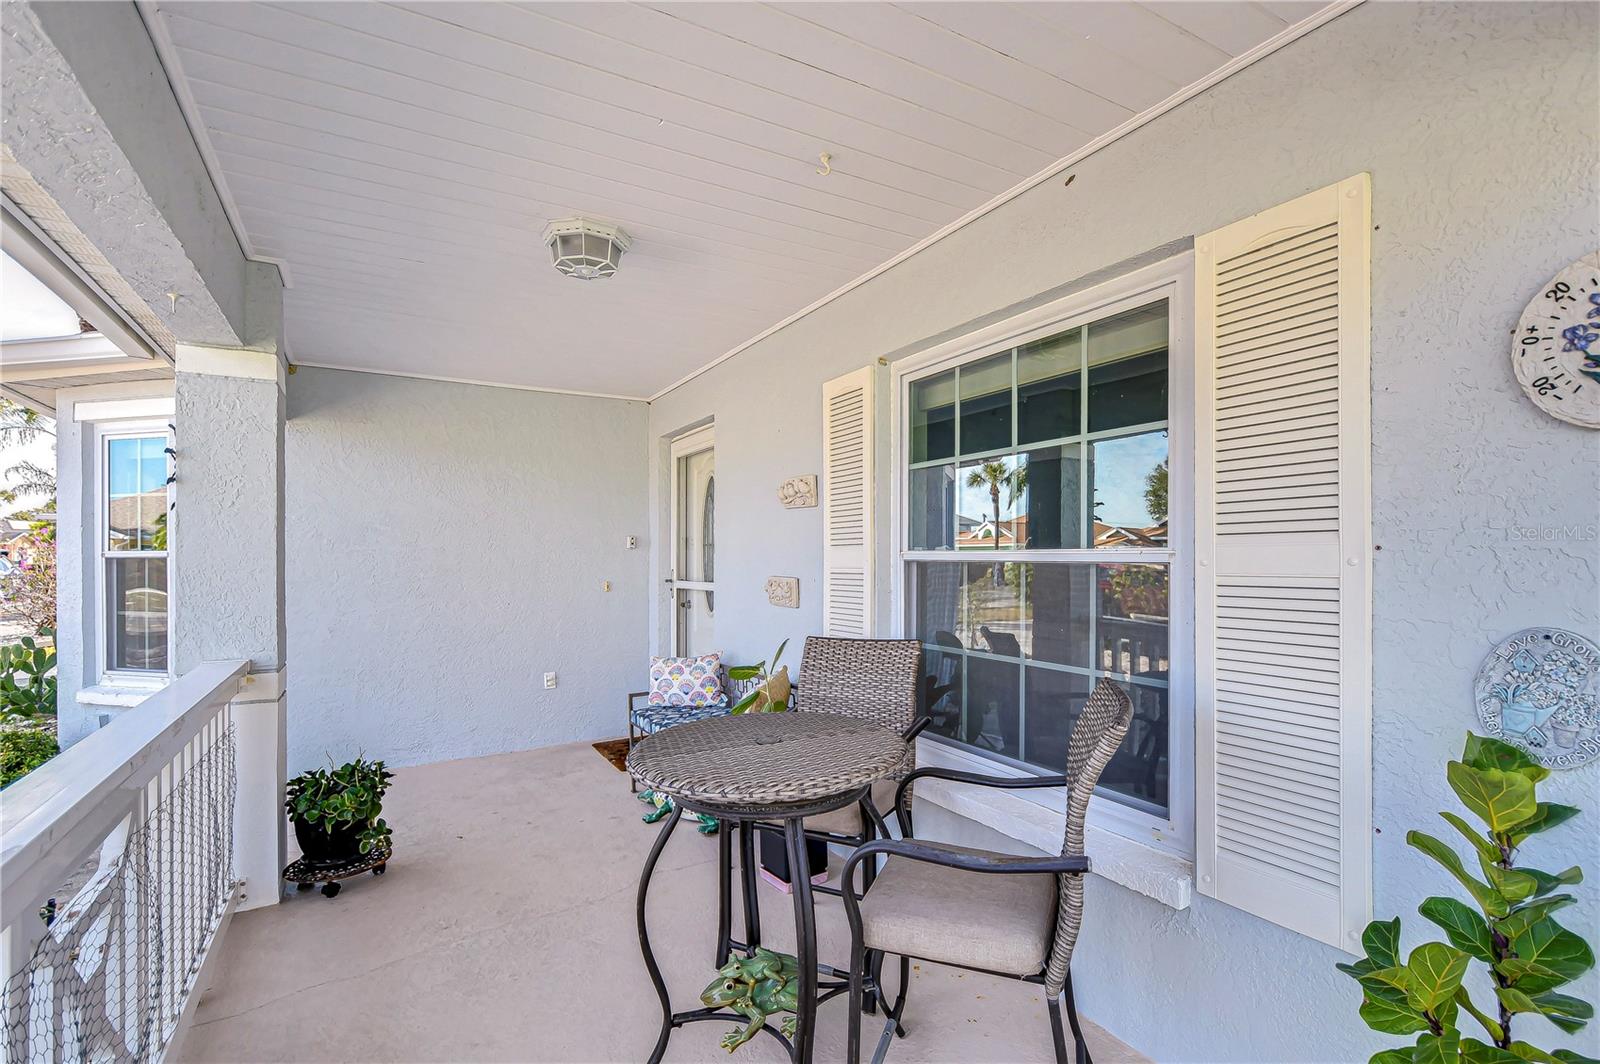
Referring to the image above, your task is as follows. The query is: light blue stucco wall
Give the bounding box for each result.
[173,370,286,676]
[647,4,1600,1062]
[283,368,650,773]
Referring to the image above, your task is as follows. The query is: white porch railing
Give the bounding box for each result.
[1,661,252,1063]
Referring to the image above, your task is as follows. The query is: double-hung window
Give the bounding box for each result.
[897,263,1192,851]
[99,425,172,680]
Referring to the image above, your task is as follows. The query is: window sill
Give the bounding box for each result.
[912,741,1194,910]
[76,682,167,709]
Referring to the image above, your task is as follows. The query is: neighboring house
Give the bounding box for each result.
[0,516,51,566]
[956,515,1029,549]
[1092,520,1169,549]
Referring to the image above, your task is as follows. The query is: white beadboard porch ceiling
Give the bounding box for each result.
[149,1,1334,400]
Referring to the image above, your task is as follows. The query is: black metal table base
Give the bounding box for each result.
[637,789,872,1063]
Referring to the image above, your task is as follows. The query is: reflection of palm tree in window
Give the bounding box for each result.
[964,461,1025,584]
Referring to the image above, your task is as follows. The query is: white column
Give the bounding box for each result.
[229,668,286,911]
[173,341,288,910]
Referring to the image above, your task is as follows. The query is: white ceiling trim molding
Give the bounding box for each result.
[72,395,176,423]
[645,0,1363,403]
[290,360,645,404]
[0,192,171,366]
[135,0,294,289]
[175,343,285,390]
[1,334,126,366]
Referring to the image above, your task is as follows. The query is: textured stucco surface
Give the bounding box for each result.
[648,5,1600,1061]
[173,371,287,674]
[283,368,649,773]
[1,0,245,347]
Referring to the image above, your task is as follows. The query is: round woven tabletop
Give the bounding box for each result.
[627,712,909,810]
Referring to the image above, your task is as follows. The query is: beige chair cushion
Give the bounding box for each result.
[803,778,898,836]
[857,850,1056,976]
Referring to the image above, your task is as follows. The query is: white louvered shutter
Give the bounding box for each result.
[822,367,874,637]
[1194,174,1372,952]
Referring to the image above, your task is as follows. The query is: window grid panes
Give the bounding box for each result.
[911,560,1170,815]
[907,302,1170,552]
[103,430,171,675]
[904,300,1172,816]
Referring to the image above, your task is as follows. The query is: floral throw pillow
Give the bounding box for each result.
[648,653,724,707]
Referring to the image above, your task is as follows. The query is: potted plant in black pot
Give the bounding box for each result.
[285,757,395,871]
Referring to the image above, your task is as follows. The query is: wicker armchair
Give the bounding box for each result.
[841,678,1134,1064]
[757,637,923,900]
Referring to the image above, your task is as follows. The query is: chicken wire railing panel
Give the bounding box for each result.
[3,722,236,1064]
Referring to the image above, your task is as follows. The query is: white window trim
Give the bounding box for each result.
[94,419,174,689]
[668,424,715,656]
[888,253,1197,904]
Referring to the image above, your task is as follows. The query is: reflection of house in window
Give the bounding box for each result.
[107,489,169,550]
[956,515,1028,549]
[1092,520,1168,549]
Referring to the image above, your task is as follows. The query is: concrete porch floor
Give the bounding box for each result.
[179,741,1146,1063]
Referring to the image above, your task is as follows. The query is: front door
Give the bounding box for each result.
[670,427,715,656]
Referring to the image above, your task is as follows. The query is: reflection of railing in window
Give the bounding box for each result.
[1096,616,1169,680]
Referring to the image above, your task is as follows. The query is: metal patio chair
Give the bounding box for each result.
[841,677,1134,1064]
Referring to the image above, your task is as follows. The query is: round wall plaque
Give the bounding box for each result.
[1511,251,1600,429]
[1475,627,1599,770]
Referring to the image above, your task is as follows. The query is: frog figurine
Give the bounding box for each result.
[699,948,800,1051]
[637,789,719,835]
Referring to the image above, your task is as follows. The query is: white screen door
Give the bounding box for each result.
[671,427,716,656]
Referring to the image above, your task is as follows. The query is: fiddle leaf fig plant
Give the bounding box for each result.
[727,639,789,714]
[285,757,395,854]
[1339,733,1596,1064]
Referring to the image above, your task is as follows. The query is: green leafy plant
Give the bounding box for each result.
[1107,566,1167,619]
[284,757,395,854]
[0,629,57,718]
[728,640,789,713]
[1339,733,1595,1064]
[1,720,58,787]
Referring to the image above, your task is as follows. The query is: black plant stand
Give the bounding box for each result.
[758,827,829,889]
[282,841,391,898]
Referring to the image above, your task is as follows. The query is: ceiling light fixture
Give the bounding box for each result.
[541,218,632,280]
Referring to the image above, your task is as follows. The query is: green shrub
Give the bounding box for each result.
[0,630,57,718]
[1,723,58,787]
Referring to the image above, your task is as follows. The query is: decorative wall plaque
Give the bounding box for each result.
[765,577,800,609]
[1475,627,1599,769]
[1511,251,1600,429]
[778,475,817,509]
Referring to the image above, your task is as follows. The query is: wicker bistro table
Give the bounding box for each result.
[627,712,911,1063]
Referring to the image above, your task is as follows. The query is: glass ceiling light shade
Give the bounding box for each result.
[541,218,632,280]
